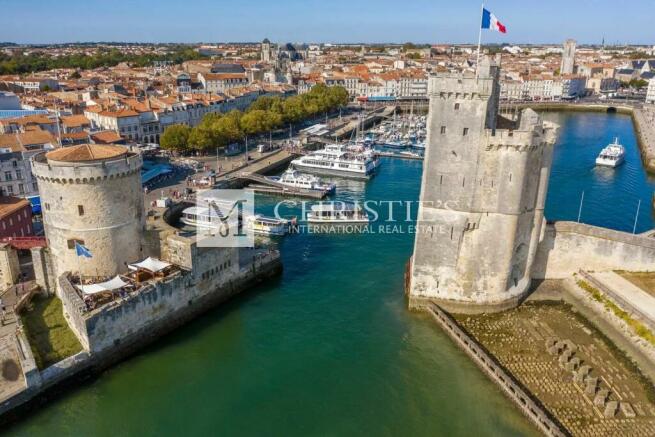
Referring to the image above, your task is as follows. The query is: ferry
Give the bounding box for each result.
[306,203,370,224]
[595,138,625,168]
[290,144,379,180]
[267,168,336,193]
[247,214,293,236]
[180,206,292,236]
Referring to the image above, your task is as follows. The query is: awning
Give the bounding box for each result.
[128,257,172,273]
[78,276,129,295]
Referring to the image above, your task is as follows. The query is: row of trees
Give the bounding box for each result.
[0,46,206,75]
[160,84,349,153]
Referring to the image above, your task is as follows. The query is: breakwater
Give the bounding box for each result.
[426,304,568,437]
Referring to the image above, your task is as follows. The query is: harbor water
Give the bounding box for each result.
[5,111,652,436]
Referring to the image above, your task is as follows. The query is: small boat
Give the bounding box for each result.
[307,202,369,224]
[180,206,292,236]
[247,214,293,236]
[268,169,336,193]
[596,138,625,167]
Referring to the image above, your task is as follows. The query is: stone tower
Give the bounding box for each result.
[408,56,558,313]
[262,38,272,63]
[32,144,145,281]
[560,39,576,75]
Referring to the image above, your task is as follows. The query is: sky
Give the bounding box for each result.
[1,0,654,45]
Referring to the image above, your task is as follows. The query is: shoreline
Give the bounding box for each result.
[0,257,283,426]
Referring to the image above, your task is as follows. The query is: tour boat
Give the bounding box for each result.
[595,138,625,167]
[246,214,293,236]
[306,202,370,224]
[180,206,292,236]
[290,144,379,180]
[267,168,336,193]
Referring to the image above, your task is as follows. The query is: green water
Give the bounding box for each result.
[5,156,537,436]
[6,111,648,436]
[15,111,647,436]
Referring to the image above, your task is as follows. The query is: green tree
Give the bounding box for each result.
[282,96,307,123]
[160,124,191,152]
[214,110,244,145]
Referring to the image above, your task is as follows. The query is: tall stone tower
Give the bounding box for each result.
[32,144,145,281]
[560,39,576,75]
[408,56,558,313]
[261,38,272,63]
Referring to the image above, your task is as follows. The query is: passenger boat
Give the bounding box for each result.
[290,144,379,180]
[306,203,369,224]
[180,206,292,236]
[247,214,293,236]
[595,138,625,167]
[267,168,336,193]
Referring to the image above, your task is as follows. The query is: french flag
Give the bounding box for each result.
[481,8,507,34]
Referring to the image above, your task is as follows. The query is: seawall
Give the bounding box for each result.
[533,221,655,279]
[426,303,568,437]
[0,256,282,424]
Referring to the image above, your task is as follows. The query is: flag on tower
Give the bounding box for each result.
[75,241,93,258]
[481,8,507,34]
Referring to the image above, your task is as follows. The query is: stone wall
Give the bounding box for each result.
[0,244,19,289]
[427,303,567,437]
[534,221,655,279]
[58,246,275,354]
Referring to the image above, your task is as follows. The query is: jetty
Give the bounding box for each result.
[231,172,328,199]
[376,151,424,161]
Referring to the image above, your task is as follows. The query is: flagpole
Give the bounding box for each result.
[476,2,484,78]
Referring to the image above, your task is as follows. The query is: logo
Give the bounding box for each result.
[194,189,255,248]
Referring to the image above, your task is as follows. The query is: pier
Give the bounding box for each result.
[230,172,328,199]
[376,151,424,161]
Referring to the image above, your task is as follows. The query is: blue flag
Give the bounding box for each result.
[75,241,93,258]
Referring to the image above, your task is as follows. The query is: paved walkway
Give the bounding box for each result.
[590,271,655,326]
[0,334,25,404]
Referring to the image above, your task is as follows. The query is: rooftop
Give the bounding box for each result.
[0,196,30,219]
[45,143,127,163]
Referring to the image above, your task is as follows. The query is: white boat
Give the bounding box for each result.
[291,144,379,180]
[180,206,292,236]
[595,138,625,167]
[247,214,293,236]
[268,169,336,193]
[306,202,369,224]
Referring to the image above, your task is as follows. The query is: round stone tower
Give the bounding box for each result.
[32,144,144,280]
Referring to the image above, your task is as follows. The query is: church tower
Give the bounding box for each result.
[261,38,272,63]
[408,56,558,313]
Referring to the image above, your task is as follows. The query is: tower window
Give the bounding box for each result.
[440,126,446,134]
[454,103,460,110]
[78,205,85,216]
[463,128,469,136]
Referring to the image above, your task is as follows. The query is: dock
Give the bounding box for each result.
[376,151,424,161]
[233,172,328,199]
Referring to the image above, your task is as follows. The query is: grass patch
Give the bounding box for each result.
[616,270,655,296]
[20,294,83,369]
[577,280,655,347]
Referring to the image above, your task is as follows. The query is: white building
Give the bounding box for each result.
[199,73,249,94]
